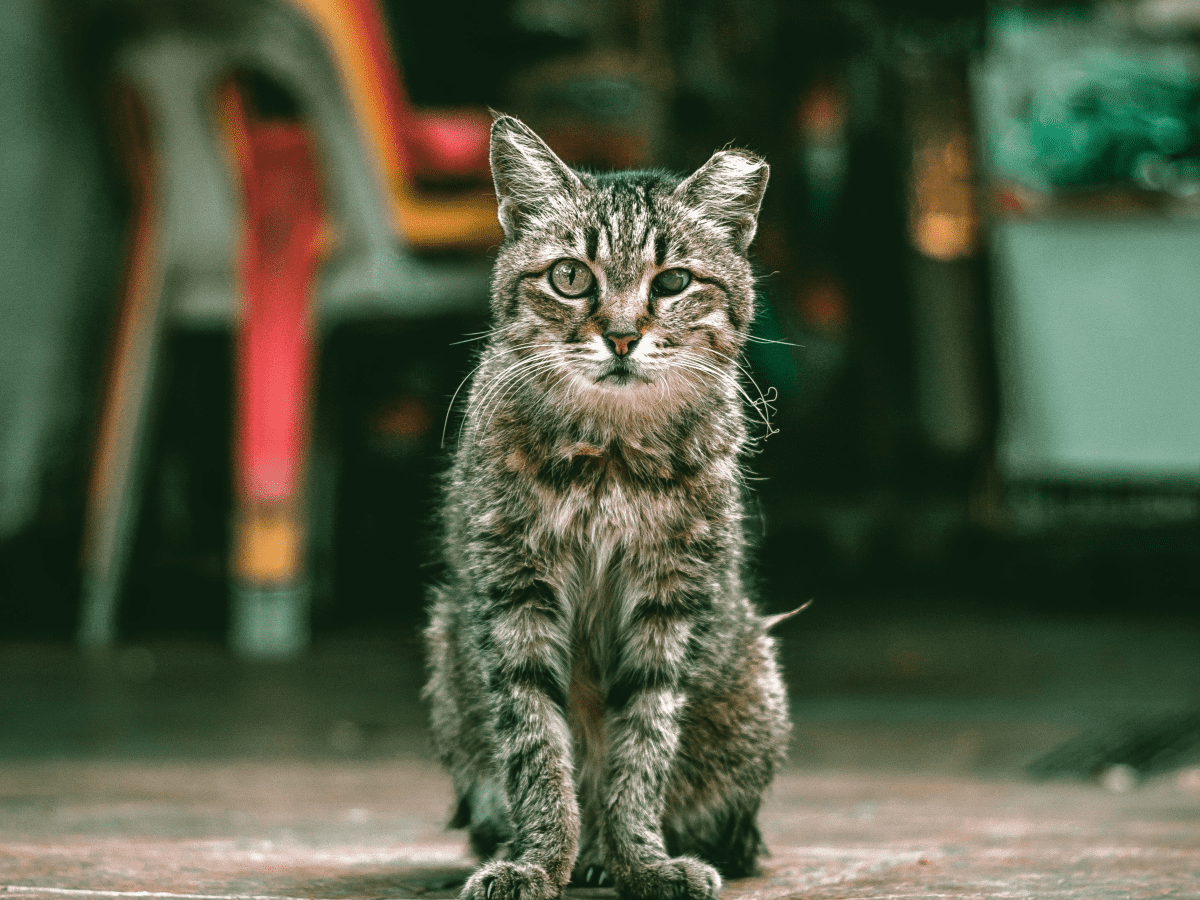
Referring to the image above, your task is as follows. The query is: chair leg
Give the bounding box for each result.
[79,86,167,649]
[220,80,327,659]
[229,505,311,659]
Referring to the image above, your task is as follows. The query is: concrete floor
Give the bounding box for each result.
[2,617,1199,899]
[3,758,1199,900]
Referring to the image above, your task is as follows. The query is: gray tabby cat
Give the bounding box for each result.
[424,115,790,900]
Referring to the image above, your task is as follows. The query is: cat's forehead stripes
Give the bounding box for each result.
[654,234,668,268]
[571,181,684,285]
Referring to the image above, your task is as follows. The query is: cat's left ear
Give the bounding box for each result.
[490,115,584,238]
[673,149,769,253]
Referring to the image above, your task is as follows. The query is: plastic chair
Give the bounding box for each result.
[78,0,500,657]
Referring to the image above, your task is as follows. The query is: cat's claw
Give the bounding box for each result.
[570,861,610,887]
[461,861,558,900]
[570,855,608,887]
[617,857,720,900]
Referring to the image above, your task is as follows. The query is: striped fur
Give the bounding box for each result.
[424,116,789,900]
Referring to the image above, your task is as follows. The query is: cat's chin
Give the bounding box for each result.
[565,368,666,419]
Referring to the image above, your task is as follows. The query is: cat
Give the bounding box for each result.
[423,115,790,900]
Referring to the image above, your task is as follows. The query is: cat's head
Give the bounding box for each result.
[486,115,768,413]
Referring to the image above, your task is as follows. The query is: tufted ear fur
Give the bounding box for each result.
[489,115,583,238]
[672,149,769,253]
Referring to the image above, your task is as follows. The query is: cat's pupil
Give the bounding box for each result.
[550,259,594,298]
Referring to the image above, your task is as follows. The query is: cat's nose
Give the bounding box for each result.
[605,330,641,357]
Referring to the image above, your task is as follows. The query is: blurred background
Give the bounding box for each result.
[1,0,1198,785]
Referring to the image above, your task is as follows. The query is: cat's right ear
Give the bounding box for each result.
[489,115,583,238]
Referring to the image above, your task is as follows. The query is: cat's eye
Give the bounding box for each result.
[652,268,691,296]
[549,259,595,298]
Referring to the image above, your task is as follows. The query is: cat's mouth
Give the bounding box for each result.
[595,359,649,386]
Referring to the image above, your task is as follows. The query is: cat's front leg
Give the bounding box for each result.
[461,578,579,900]
[601,588,721,900]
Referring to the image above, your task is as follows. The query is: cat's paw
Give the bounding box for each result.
[460,861,560,900]
[617,857,720,900]
[570,860,612,887]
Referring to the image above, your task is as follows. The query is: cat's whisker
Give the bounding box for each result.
[474,350,559,419]
[735,331,802,349]
[442,360,489,449]
[673,353,776,436]
[693,345,768,399]
[443,342,557,448]
[668,358,743,408]
[470,350,563,440]
[475,356,563,439]
[465,358,536,444]
[448,329,495,346]
[690,347,778,437]
[459,358,529,447]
